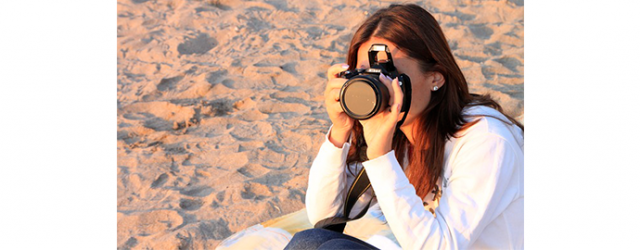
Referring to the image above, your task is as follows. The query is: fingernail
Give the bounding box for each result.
[342,64,349,69]
[385,75,393,81]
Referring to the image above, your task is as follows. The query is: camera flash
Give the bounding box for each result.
[372,45,386,51]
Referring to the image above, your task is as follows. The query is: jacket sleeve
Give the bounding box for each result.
[305,127,352,225]
[362,133,520,249]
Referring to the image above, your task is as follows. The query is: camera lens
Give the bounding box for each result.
[339,75,389,120]
[344,81,376,115]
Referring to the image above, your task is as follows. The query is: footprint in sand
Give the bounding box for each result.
[150,173,169,189]
[177,33,218,55]
[143,116,174,131]
[211,191,226,208]
[179,198,204,211]
[252,172,292,187]
[197,219,233,240]
[236,164,269,178]
[179,185,214,197]
[216,190,226,202]
[481,65,498,80]
[157,76,184,91]
[122,237,138,249]
[494,56,523,73]
[206,69,228,85]
[280,62,298,74]
[483,42,502,56]
[468,24,493,40]
[240,183,272,200]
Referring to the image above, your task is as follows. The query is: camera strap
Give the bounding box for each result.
[396,108,410,129]
[313,166,374,233]
[396,73,412,129]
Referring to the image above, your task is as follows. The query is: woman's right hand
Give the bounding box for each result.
[324,63,353,147]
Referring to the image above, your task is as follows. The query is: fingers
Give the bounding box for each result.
[326,78,346,92]
[390,77,404,115]
[325,83,343,103]
[329,88,340,102]
[378,74,395,108]
[325,64,348,96]
[325,90,344,113]
[378,74,403,114]
[327,63,350,80]
[324,78,346,105]
[331,101,344,113]
[330,102,350,123]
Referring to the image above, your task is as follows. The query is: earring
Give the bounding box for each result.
[433,86,439,91]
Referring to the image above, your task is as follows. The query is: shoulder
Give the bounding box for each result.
[444,106,524,186]
[456,105,524,150]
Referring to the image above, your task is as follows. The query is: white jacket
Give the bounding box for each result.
[306,106,524,249]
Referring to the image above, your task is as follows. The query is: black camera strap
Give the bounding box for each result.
[396,73,412,129]
[396,108,410,129]
[313,166,374,233]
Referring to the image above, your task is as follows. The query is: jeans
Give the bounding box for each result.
[284,228,379,250]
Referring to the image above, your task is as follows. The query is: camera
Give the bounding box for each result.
[338,44,412,120]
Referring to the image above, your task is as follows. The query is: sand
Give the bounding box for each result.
[116,0,524,248]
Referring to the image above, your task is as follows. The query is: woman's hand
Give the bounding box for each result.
[359,74,404,160]
[324,63,353,147]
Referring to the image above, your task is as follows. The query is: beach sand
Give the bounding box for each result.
[117,0,523,248]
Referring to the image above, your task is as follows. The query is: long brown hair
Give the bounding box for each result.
[345,4,524,198]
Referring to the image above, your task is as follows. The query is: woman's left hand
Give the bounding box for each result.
[360,74,404,160]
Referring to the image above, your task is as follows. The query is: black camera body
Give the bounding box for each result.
[338,44,412,120]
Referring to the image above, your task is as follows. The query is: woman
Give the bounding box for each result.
[285,4,524,250]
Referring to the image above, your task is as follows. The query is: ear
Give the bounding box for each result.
[430,72,445,90]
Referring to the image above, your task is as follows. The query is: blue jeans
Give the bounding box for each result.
[284,228,379,250]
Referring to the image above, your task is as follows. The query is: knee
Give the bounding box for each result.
[295,228,332,240]
[285,228,326,249]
